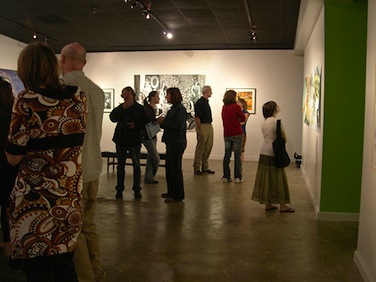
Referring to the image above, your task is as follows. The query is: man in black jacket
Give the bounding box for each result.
[110,86,148,199]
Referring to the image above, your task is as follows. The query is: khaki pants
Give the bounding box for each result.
[193,123,214,171]
[74,180,106,282]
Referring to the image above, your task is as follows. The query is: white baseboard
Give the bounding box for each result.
[354,250,375,282]
[317,212,359,221]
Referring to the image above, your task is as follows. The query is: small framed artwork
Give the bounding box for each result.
[227,88,256,114]
[103,88,115,112]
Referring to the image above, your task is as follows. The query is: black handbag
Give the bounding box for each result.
[272,119,290,168]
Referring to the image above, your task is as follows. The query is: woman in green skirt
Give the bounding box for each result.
[251,101,295,212]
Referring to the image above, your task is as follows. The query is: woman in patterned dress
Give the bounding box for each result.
[5,42,87,281]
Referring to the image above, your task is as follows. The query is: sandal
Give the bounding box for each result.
[265,205,278,211]
[280,207,295,213]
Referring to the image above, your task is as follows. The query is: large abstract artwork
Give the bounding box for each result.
[0,68,24,95]
[302,65,322,131]
[136,74,206,131]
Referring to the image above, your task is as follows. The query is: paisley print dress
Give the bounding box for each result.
[5,86,87,261]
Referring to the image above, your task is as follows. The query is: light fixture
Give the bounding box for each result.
[130,2,139,9]
[142,9,150,20]
[126,1,173,40]
[32,32,37,39]
[90,6,99,14]
[163,30,173,39]
[250,25,257,41]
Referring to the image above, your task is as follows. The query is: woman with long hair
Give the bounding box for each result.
[5,42,87,280]
[142,91,161,184]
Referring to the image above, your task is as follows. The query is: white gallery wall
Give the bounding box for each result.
[354,1,376,281]
[301,8,324,215]
[0,34,24,69]
[83,49,304,161]
[0,35,304,161]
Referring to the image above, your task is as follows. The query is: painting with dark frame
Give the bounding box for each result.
[103,88,115,113]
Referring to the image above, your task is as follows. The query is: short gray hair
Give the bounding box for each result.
[202,85,211,95]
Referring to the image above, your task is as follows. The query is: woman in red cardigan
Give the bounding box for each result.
[221,90,245,183]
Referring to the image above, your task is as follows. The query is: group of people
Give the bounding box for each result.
[110,85,188,203]
[109,82,294,214]
[0,41,294,281]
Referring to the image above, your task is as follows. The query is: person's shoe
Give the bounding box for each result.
[161,193,169,198]
[145,180,159,184]
[194,170,202,175]
[221,177,231,183]
[234,178,243,183]
[164,198,183,203]
[203,169,215,174]
[134,192,142,199]
[115,191,123,199]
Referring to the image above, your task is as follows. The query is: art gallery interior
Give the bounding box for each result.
[0,0,376,281]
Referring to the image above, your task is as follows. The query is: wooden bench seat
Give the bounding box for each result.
[101,151,166,173]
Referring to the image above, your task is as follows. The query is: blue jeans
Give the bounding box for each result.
[142,138,160,183]
[115,143,141,192]
[223,135,242,180]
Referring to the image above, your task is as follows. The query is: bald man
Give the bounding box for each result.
[60,43,106,282]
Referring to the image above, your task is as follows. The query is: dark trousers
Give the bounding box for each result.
[16,252,78,282]
[115,143,141,192]
[0,158,19,242]
[165,142,186,200]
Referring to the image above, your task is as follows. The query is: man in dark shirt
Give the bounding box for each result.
[110,86,148,199]
[193,85,215,175]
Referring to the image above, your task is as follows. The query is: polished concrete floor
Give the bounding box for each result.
[1,159,363,281]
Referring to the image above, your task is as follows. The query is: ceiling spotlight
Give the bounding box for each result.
[130,2,139,9]
[250,25,257,41]
[163,30,173,39]
[32,32,37,39]
[124,0,129,2]
[90,6,99,14]
[143,9,150,20]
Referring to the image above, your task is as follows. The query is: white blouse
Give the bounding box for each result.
[260,117,285,156]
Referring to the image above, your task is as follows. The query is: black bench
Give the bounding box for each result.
[101,151,166,173]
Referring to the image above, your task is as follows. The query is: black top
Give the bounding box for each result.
[110,102,148,147]
[143,103,157,140]
[161,103,187,144]
[194,96,212,123]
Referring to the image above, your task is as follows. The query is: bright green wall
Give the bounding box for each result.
[321,0,367,213]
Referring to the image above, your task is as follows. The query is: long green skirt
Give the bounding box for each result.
[251,154,291,205]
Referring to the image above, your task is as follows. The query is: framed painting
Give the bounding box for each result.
[103,88,115,112]
[227,88,256,114]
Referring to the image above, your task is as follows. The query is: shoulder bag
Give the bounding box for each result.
[272,119,290,168]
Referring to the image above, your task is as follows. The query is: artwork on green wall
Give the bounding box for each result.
[302,65,322,131]
[374,115,376,169]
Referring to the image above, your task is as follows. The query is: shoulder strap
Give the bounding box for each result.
[276,119,282,138]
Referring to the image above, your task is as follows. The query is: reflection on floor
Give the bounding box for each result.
[1,160,363,281]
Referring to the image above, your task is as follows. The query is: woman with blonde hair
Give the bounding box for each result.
[237,98,250,166]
